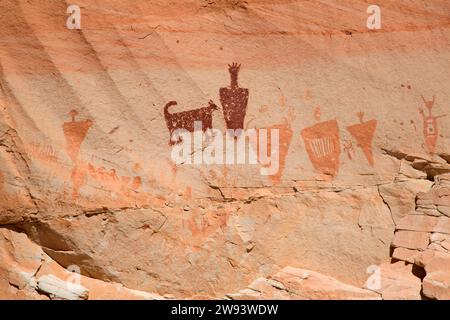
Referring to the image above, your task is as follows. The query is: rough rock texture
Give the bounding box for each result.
[226,266,381,300]
[391,173,450,299]
[363,262,422,300]
[0,228,166,300]
[0,0,449,299]
[417,250,450,300]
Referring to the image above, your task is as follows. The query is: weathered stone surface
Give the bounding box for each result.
[435,217,450,234]
[0,0,449,300]
[35,259,166,300]
[6,187,394,296]
[437,174,450,188]
[0,228,167,300]
[392,248,421,264]
[364,262,421,300]
[423,272,450,300]
[0,229,44,290]
[397,215,439,232]
[437,206,450,218]
[416,250,450,273]
[0,229,47,299]
[392,231,430,251]
[396,216,450,235]
[417,250,450,300]
[227,267,381,300]
[379,180,433,224]
[37,275,89,300]
[429,233,450,252]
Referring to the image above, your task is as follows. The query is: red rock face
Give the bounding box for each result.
[301,119,341,178]
[347,113,377,166]
[0,0,450,300]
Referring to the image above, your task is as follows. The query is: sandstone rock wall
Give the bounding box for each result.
[0,0,449,299]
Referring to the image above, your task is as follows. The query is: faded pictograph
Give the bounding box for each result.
[301,107,341,178]
[87,162,143,198]
[184,206,231,246]
[346,112,377,166]
[248,92,294,184]
[268,93,295,184]
[343,140,355,160]
[264,123,292,184]
[63,110,92,163]
[419,95,446,155]
[220,63,249,132]
[23,142,59,165]
[170,121,280,176]
[164,100,219,145]
[62,109,92,199]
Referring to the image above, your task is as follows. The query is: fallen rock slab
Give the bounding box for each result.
[392,230,430,251]
[364,262,421,300]
[37,275,89,300]
[227,266,381,300]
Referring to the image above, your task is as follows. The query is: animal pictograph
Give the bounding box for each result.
[164,100,218,144]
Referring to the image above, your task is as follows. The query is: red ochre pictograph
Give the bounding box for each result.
[346,111,377,166]
[249,97,294,185]
[419,95,446,155]
[186,206,230,246]
[63,109,93,163]
[301,108,341,178]
[24,142,59,164]
[343,140,355,161]
[220,63,249,132]
[62,109,92,199]
[87,162,142,198]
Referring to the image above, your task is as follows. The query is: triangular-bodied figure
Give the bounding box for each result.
[301,108,341,177]
[346,112,377,166]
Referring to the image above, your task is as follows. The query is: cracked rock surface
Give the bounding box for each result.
[0,0,449,299]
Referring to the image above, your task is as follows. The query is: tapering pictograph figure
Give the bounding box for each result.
[269,123,293,184]
[419,95,446,154]
[247,92,295,185]
[301,108,341,177]
[249,123,293,185]
[346,111,377,166]
[63,109,93,163]
[63,109,92,199]
[220,63,249,131]
[164,100,218,145]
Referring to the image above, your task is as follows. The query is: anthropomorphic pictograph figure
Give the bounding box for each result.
[220,62,249,132]
[419,95,446,154]
[62,109,92,199]
[301,108,341,178]
[346,111,377,166]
